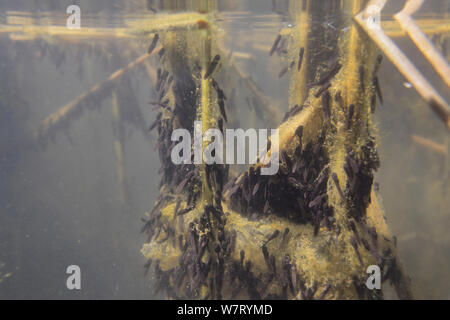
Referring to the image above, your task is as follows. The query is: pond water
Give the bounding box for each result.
[0,0,449,299]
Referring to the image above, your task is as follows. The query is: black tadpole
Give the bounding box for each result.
[359,65,365,91]
[148,34,159,55]
[278,66,289,78]
[218,99,227,122]
[346,104,354,130]
[204,55,220,79]
[263,229,280,246]
[298,47,305,71]
[295,125,303,139]
[373,76,383,105]
[177,205,195,216]
[321,90,331,122]
[269,35,282,56]
[331,172,345,200]
[315,82,331,98]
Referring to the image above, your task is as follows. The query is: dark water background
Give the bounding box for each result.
[0,0,449,299]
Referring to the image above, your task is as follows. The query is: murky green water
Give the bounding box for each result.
[0,0,449,299]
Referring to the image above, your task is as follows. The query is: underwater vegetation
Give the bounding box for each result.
[139,0,450,300]
[142,1,406,300]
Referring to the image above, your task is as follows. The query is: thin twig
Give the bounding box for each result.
[411,134,447,154]
[354,3,450,130]
[394,0,450,88]
[35,47,162,143]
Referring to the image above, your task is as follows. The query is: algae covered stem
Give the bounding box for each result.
[140,0,413,300]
